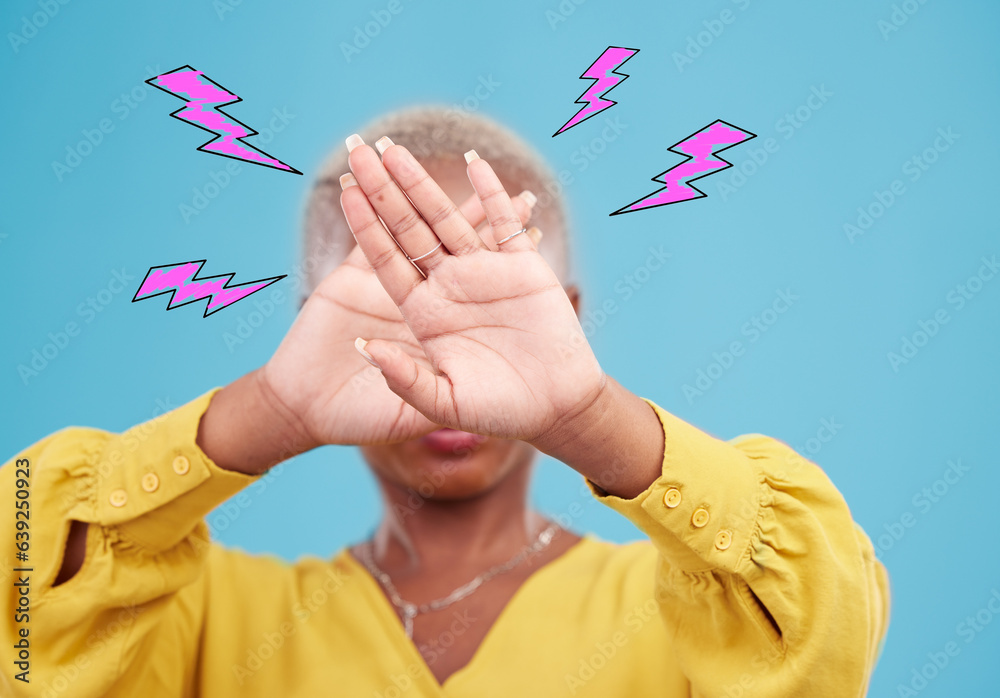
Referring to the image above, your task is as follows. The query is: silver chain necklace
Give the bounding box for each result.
[358,522,560,638]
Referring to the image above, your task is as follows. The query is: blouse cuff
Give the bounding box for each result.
[586,398,765,574]
[91,389,260,553]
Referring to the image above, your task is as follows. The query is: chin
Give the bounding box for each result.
[361,428,535,501]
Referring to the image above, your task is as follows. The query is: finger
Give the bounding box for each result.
[485,191,536,247]
[460,190,537,246]
[464,151,533,253]
[377,138,486,256]
[340,172,422,306]
[347,135,448,271]
[355,337,451,423]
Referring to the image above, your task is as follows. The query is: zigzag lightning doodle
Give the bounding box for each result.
[132,260,285,317]
[611,120,756,215]
[554,47,639,136]
[147,65,301,174]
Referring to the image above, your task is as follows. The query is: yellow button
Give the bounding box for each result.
[715,530,733,550]
[691,507,710,528]
[141,472,159,492]
[663,488,682,508]
[172,455,190,475]
[109,489,128,508]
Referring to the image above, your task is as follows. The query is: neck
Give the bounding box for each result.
[371,461,545,575]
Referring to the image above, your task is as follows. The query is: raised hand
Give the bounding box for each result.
[260,183,537,447]
[341,136,606,443]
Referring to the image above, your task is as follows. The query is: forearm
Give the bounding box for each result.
[530,377,665,499]
[54,374,299,585]
[558,392,890,694]
[43,381,295,585]
[196,367,319,475]
[3,395,259,663]
[590,421,890,695]
[2,430,214,695]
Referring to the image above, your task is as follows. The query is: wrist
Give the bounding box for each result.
[530,377,665,499]
[529,373,614,459]
[196,368,319,475]
[252,366,322,456]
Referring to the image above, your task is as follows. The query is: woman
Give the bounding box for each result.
[1,107,889,697]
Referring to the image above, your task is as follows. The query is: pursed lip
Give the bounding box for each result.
[419,428,488,454]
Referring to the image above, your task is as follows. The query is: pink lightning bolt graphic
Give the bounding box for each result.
[147,65,301,174]
[132,260,285,317]
[554,46,639,136]
[611,120,756,215]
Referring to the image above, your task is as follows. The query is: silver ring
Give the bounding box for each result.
[407,241,443,262]
[496,227,528,246]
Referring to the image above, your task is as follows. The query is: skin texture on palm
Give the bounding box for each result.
[339,139,607,445]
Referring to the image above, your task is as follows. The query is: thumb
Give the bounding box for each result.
[354,337,443,417]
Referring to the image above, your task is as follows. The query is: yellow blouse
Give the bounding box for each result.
[1,390,889,697]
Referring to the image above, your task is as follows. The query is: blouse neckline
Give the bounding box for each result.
[338,533,597,692]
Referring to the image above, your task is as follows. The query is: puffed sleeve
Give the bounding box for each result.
[0,390,260,697]
[588,398,890,697]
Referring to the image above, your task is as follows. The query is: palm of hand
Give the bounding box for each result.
[264,245,436,445]
[333,139,607,444]
[395,248,602,441]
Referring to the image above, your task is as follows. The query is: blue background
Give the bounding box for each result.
[2,0,997,693]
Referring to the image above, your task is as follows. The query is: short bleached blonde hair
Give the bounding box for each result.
[302,106,572,295]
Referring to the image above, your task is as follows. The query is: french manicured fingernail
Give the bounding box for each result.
[375,136,394,154]
[339,173,357,190]
[519,190,537,209]
[464,149,480,164]
[527,227,543,246]
[345,134,365,151]
[354,337,381,370]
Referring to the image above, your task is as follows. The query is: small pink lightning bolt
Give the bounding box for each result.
[148,66,301,174]
[611,120,756,214]
[132,260,285,317]
[554,47,639,136]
